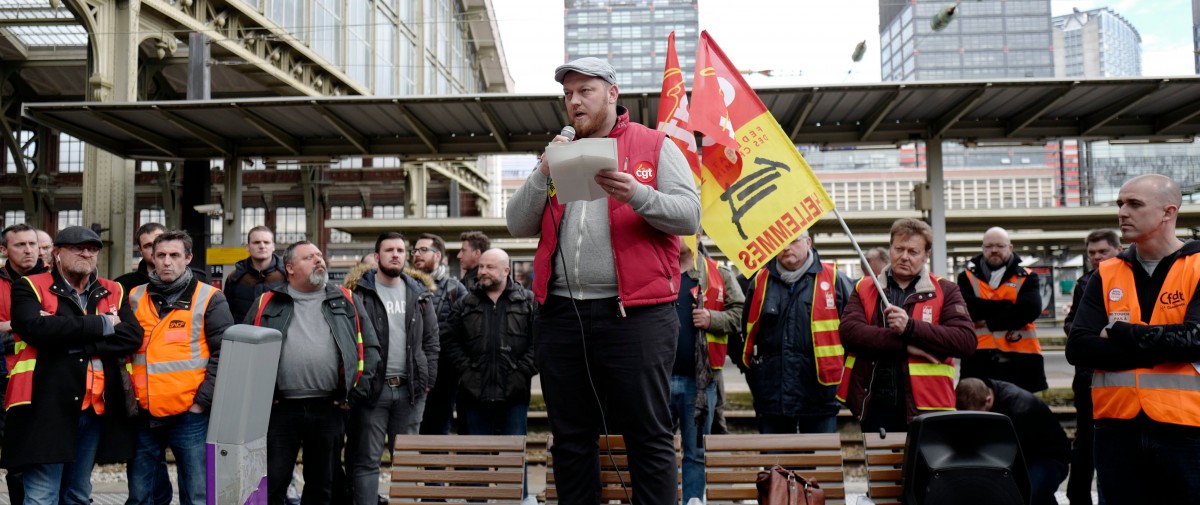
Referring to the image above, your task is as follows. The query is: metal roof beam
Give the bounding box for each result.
[1081,81,1166,136]
[93,111,178,157]
[1005,84,1075,137]
[395,102,438,154]
[932,86,988,138]
[426,162,488,200]
[233,105,299,156]
[475,98,508,152]
[789,91,816,141]
[0,18,79,26]
[859,89,901,141]
[313,103,368,154]
[1154,98,1200,134]
[157,108,233,157]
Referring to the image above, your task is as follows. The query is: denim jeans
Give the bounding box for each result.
[1027,458,1069,505]
[345,385,426,505]
[458,395,531,498]
[126,411,210,505]
[756,414,837,434]
[669,374,717,504]
[1094,415,1200,504]
[23,411,102,505]
[266,398,348,505]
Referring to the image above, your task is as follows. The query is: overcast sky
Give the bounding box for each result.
[491,0,1196,93]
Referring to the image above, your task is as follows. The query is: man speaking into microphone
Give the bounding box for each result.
[507,57,700,505]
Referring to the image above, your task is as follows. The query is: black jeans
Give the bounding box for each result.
[266,397,348,505]
[536,296,678,505]
[1068,367,1098,505]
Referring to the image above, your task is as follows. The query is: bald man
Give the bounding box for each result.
[443,248,537,503]
[1067,174,1200,503]
[956,227,1047,393]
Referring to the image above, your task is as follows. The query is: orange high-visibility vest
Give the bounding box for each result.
[689,258,727,370]
[964,269,1043,354]
[129,283,217,417]
[743,263,844,385]
[5,272,123,411]
[836,275,958,412]
[1093,255,1200,427]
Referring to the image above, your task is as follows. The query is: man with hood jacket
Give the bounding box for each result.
[4,226,143,505]
[225,226,286,323]
[732,231,852,434]
[956,226,1046,393]
[343,232,438,505]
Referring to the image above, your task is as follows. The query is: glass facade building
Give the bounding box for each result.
[1052,8,1141,78]
[879,0,1054,81]
[563,0,699,90]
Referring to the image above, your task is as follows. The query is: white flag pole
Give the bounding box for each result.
[832,207,889,303]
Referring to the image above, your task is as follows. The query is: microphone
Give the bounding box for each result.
[560,125,576,141]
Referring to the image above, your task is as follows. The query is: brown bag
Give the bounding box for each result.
[755,464,826,505]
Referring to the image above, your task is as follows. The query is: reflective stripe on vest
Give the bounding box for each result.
[699,258,727,370]
[254,287,365,387]
[5,273,124,411]
[130,283,217,417]
[742,263,843,385]
[1094,255,1200,427]
[835,275,957,411]
[964,269,1042,354]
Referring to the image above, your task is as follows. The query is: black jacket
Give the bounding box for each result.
[114,259,208,296]
[134,275,235,411]
[247,283,381,406]
[984,378,1070,465]
[1067,241,1200,370]
[225,255,287,324]
[349,269,439,404]
[444,277,537,403]
[730,250,852,418]
[3,270,143,468]
[956,253,1047,392]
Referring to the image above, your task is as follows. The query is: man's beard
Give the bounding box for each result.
[379,263,404,278]
[308,268,328,287]
[478,275,498,290]
[573,107,612,139]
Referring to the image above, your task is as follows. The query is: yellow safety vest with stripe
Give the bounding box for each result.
[5,272,124,412]
[129,283,217,417]
[963,269,1042,354]
[1093,254,1200,427]
[743,262,844,385]
[253,286,365,387]
[692,258,728,370]
[835,275,958,411]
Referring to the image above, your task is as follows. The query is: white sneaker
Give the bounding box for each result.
[521,496,539,505]
[686,498,704,505]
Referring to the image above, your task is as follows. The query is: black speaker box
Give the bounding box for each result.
[901,411,1031,505]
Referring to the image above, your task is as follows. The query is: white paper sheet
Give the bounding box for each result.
[544,138,619,203]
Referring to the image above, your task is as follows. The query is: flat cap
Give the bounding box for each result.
[554,57,617,85]
[54,226,103,249]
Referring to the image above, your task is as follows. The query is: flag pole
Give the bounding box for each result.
[832,206,889,303]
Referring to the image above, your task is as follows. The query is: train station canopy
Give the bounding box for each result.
[22,75,1200,160]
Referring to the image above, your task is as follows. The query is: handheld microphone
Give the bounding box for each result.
[560,125,576,141]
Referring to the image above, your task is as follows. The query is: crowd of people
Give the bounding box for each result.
[0,55,1195,505]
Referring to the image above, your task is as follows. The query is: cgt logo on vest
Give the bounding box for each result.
[168,320,186,329]
[1160,290,1187,309]
[631,161,656,184]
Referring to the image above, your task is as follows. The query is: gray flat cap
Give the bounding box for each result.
[555,57,617,85]
[54,226,103,249]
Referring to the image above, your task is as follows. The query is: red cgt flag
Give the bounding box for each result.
[690,31,752,190]
[657,32,701,180]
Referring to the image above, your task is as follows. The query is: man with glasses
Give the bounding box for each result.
[957,227,1047,393]
[3,226,143,505]
[0,223,50,504]
[410,233,468,435]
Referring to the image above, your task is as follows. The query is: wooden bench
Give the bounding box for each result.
[862,432,907,505]
[703,434,846,504]
[389,434,527,503]
[544,434,682,504]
